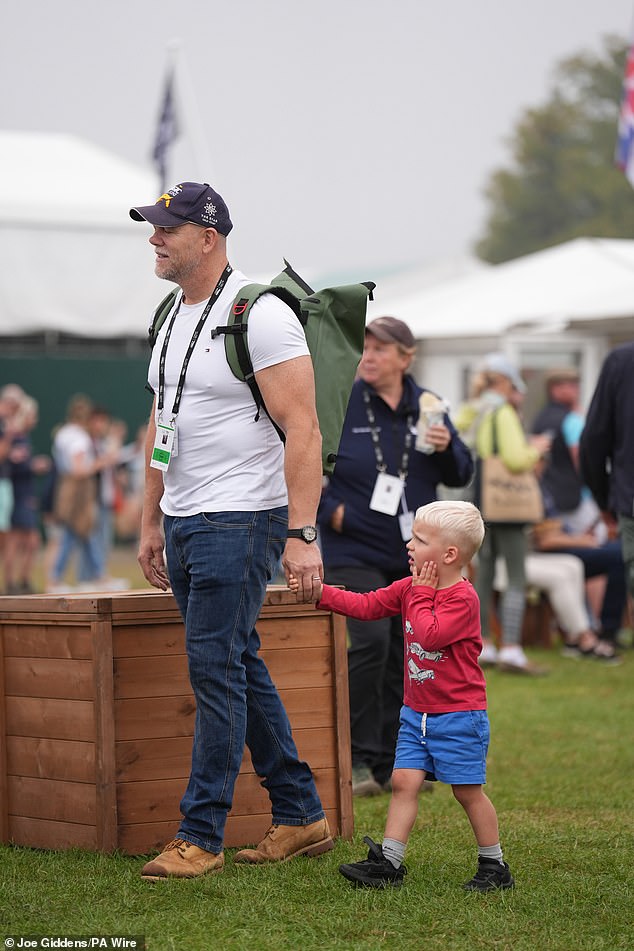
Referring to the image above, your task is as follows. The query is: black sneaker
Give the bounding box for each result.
[339,836,406,889]
[463,857,514,892]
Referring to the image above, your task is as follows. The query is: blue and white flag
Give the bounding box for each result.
[615,43,634,187]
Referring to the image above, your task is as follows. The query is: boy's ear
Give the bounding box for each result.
[443,545,459,565]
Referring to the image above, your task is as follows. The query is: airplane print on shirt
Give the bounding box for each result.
[405,619,446,685]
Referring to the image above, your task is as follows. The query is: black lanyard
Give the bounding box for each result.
[362,387,414,480]
[157,264,233,418]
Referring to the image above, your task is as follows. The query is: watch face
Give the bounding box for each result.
[301,526,318,543]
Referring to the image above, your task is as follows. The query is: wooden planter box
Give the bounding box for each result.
[0,587,352,854]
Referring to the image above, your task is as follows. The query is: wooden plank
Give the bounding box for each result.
[4,657,94,700]
[256,616,332,650]
[113,647,331,700]
[118,805,342,855]
[240,728,337,775]
[6,736,95,782]
[112,615,332,656]
[259,645,332,689]
[116,736,193,783]
[112,623,187,659]
[114,685,333,741]
[2,623,92,659]
[93,614,118,853]
[331,613,354,839]
[278,687,334,729]
[114,655,191,700]
[6,696,94,741]
[115,727,336,783]
[116,768,338,825]
[0,591,162,617]
[8,815,97,851]
[8,775,95,824]
[114,696,196,741]
[0,621,7,842]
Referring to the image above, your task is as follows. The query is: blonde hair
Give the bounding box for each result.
[414,500,485,564]
[13,395,38,431]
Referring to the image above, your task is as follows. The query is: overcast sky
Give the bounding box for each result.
[3,0,633,283]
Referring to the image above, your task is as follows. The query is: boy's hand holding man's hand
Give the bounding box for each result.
[412,560,438,588]
[288,572,322,601]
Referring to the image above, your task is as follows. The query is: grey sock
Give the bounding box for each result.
[382,837,406,869]
[478,843,504,863]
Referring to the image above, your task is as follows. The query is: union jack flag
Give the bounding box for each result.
[153,70,179,192]
[615,43,634,187]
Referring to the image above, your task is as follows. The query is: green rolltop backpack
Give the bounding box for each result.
[149,260,375,474]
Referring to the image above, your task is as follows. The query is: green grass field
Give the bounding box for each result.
[1,644,632,951]
[0,547,634,951]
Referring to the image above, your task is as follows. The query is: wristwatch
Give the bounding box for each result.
[287,525,318,544]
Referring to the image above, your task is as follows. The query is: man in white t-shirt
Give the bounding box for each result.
[130,182,332,881]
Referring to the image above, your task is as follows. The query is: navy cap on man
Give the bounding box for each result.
[130,182,233,235]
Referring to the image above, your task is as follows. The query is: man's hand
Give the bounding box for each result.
[412,560,438,588]
[288,571,322,602]
[282,538,323,602]
[138,526,170,590]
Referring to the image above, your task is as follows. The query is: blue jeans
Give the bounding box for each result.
[164,508,325,854]
[53,525,101,583]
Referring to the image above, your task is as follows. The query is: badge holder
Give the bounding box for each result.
[151,420,177,471]
[369,471,403,516]
[398,492,415,541]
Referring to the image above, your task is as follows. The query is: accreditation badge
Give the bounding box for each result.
[369,472,403,516]
[150,421,176,471]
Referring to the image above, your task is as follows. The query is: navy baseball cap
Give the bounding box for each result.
[130,182,233,235]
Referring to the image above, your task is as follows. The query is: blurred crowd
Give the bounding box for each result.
[0,384,146,595]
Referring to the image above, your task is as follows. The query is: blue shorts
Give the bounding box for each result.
[393,705,490,785]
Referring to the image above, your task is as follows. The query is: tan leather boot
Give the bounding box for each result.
[233,818,333,864]
[141,838,224,880]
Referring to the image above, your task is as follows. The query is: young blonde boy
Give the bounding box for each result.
[290,500,514,891]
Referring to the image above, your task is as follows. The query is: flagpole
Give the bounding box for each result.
[153,42,179,192]
[170,38,214,181]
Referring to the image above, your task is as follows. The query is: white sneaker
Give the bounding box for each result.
[479,642,498,667]
[498,645,548,676]
[497,645,527,667]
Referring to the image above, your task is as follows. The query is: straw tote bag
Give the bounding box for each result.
[479,409,544,524]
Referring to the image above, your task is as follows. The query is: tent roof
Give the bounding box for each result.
[0,130,159,229]
[373,238,634,338]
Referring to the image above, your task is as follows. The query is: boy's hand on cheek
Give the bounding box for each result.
[412,560,438,588]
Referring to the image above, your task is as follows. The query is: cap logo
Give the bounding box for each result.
[201,200,217,225]
[156,184,183,208]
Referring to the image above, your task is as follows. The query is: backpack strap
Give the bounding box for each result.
[211,284,302,441]
[148,287,180,347]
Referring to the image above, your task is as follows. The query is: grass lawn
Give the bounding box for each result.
[1,593,632,950]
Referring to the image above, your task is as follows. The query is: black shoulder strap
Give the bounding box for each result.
[148,288,179,347]
[211,284,302,442]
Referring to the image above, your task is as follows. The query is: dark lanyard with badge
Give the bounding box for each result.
[363,387,415,540]
[150,264,233,471]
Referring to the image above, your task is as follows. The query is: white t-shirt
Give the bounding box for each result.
[53,423,94,475]
[148,269,310,516]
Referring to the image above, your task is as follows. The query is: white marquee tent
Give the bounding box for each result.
[0,131,172,338]
[367,237,634,339]
[367,237,634,415]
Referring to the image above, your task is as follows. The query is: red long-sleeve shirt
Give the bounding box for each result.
[317,577,486,713]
